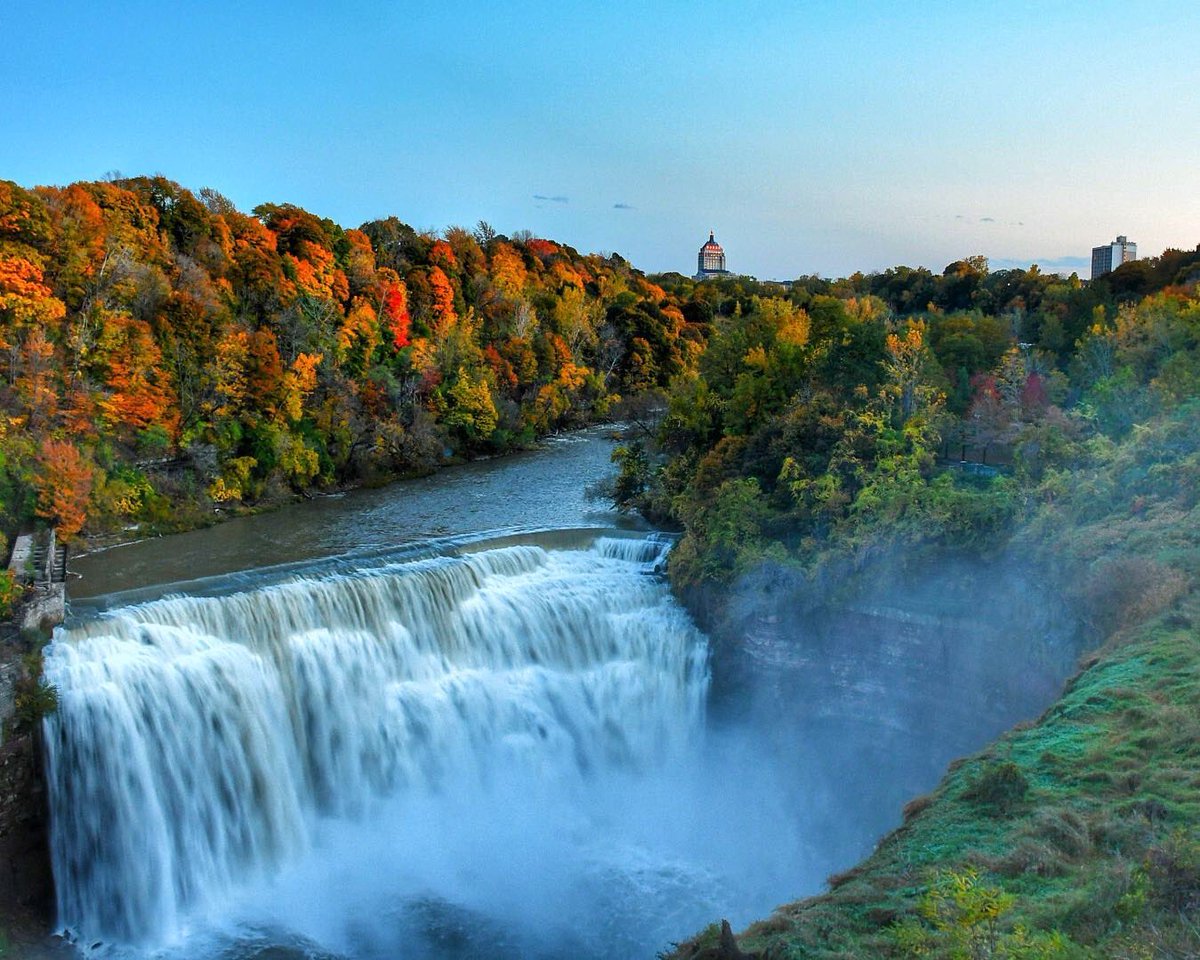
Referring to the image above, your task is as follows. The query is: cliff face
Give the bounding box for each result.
[0,646,55,950]
[0,723,52,926]
[679,550,1083,877]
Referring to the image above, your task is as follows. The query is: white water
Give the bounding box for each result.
[44,535,804,959]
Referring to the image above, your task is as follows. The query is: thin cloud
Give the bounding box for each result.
[954,214,1023,226]
[614,202,635,210]
[533,194,569,204]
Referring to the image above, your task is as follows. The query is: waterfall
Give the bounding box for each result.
[43,535,709,951]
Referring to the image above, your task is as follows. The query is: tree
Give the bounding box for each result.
[883,320,940,425]
[34,439,94,539]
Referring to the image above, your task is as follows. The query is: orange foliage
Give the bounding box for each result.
[556,360,589,391]
[484,345,518,392]
[0,256,66,346]
[43,184,107,290]
[546,332,572,374]
[84,182,168,264]
[550,260,584,290]
[100,315,179,435]
[34,438,94,539]
[61,383,100,439]
[428,266,457,335]
[429,240,458,274]
[13,327,59,428]
[247,329,284,416]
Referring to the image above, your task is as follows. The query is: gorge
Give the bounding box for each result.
[37,432,1083,959]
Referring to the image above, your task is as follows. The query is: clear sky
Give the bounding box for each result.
[2,0,1197,279]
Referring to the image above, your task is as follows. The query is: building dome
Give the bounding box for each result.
[696,230,728,277]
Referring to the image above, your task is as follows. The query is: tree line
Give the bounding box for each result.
[620,246,1200,587]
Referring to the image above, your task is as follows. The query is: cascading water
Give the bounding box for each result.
[45,534,799,959]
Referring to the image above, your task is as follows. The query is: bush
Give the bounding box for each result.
[963,761,1029,815]
[13,652,56,730]
[1145,830,1200,912]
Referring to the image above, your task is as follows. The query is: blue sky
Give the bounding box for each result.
[2,0,1197,279]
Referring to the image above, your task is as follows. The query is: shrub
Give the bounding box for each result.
[13,652,57,730]
[963,762,1029,816]
[0,570,24,620]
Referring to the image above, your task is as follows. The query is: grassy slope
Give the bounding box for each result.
[672,604,1199,959]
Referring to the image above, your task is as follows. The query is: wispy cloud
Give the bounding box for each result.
[954,214,1023,227]
[533,194,569,204]
[614,202,635,210]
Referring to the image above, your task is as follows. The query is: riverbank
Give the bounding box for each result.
[71,441,510,561]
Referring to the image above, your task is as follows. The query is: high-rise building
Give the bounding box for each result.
[695,231,730,279]
[1091,235,1137,279]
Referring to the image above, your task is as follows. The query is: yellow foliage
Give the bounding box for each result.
[489,243,527,298]
[281,352,322,423]
[277,431,321,485]
[207,455,258,502]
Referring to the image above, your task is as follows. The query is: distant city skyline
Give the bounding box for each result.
[1,0,1197,279]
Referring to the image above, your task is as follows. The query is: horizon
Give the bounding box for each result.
[2,0,1198,279]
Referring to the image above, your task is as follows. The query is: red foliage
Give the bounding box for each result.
[527,238,560,260]
[484,345,518,392]
[381,278,411,349]
[1021,372,1048,413]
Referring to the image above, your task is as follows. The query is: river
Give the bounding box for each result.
[45,426,1079,959]
[69,426,645,603]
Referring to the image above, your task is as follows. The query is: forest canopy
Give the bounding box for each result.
[0,176,701,545]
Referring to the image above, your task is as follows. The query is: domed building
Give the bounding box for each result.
[695,230,730,279]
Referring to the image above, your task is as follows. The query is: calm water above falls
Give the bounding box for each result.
[70,426,641,601]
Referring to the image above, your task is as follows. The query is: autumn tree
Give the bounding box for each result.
[34,439,94,540]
